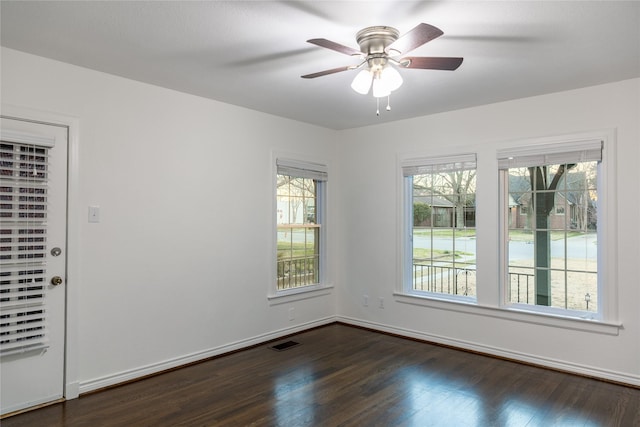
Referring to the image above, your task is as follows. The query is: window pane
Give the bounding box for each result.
[549,237,566,269]
[505,160,598,312]
[548,269,566,307]
[276,173,320,290]
[410,163,477,298]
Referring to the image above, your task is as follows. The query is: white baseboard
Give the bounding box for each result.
[78,316,337,395]
[78,314,638,395]
[64,381,80,400]
[337,316,640,387]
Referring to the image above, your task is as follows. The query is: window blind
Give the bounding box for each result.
[497,140,602,169]
[277,158,327,181]
[0,141,50,356]
[402,153,476,176]
[1,129,56,148]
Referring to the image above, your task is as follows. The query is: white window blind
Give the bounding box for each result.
[402,153,477,176]
[497,140,602,169]
[0,140,50,356]
[277,158,327,181]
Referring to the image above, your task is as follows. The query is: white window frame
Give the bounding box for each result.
[497,133,618,323]
[269,154,331,303]
[394,132,620,335]
[399,153,477,304]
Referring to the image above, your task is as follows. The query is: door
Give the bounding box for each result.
[0,117,68,415]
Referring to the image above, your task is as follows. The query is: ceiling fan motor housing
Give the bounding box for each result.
[356,26,399,72]
[356,26,399,53]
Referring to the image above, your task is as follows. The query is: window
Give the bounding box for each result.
[499,140,602,317]
[402,154,477,300]
[0,141,50,355]
[276,158,326,291]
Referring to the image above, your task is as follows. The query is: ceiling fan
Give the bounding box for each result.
[302,23,463,113]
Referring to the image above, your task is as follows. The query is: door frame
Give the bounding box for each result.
[2,104,80,401]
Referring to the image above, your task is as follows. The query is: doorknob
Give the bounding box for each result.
[51,276,63,286]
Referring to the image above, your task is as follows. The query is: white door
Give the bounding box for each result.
[0,117,68,415]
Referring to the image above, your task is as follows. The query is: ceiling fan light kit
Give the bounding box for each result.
[302,23,463,115]
[350,69,374,94]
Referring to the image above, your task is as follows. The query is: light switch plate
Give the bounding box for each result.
[88,206,100,223]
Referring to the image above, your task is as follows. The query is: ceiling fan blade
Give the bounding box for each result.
[307,38,363,57]
[386,23,444,55]
[401,57,464,70]
[301,66,352,79]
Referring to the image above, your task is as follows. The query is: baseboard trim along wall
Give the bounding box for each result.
[78,317,336,395]
[79,315,638,395]
[337,316,640,388]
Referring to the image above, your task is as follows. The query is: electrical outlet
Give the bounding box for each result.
[363,294,369,307]
[379,297,384,309]
[288,307,295,321]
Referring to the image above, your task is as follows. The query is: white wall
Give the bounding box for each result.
[1,48,338,393]
[336,78,640,385]
[2,47,639,390]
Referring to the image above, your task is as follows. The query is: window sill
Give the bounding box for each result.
[268,284,333,305]
[393,292,622,336]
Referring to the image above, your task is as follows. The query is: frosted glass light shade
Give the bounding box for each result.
[372,77,391,98]
[351,69,373,95]
[372,66,403,98]
[381,66,403,92]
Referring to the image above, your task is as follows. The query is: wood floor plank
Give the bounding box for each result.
[2,324,638,426]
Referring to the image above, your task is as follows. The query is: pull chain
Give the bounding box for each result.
[375,96,394,116]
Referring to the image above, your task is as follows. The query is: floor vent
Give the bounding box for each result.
[271,340,300,351]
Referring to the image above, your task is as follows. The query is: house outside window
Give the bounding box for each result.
[275,158,326,292]
[402,154,477,300]
[499,140,602,316]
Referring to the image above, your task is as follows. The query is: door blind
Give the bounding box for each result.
[0,141,50,355]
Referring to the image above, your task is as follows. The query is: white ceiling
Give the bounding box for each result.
[1,1,639,130]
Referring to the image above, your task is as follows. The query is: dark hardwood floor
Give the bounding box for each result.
[3,323,639,426]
